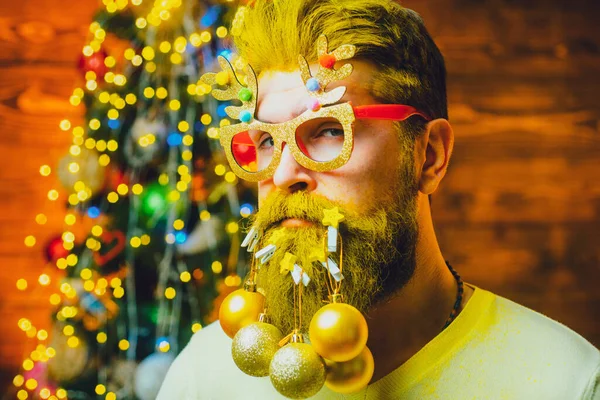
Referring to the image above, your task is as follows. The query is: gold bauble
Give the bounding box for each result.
[47,324,89,383]
[57,148,106,195]
[325,346,374,394]
[269,342,326,399]
[219,289,265,338]
[309,303,368,362]
[232,322,284,377]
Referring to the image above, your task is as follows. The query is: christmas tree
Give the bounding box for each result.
[12,1,255,398]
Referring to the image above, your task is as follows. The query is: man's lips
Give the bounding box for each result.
[280,218,314,228]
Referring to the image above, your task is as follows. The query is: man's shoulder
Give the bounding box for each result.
[490,290,598,361]
[178,321,237,373]
[479,289,600,397]
[186,320,231,354]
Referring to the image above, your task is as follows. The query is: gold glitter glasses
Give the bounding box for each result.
[222,103,431,182]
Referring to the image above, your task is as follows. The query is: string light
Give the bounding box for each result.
[49,294,61,305]
[95,384,106,395]
[24,236,36,247]
[165,233,176,244]
[39,165,51,176]
[165,287,176,299]
[182,150,193,160]
[211,261,223,274]
[13,375,24,387]
[199,210,211,221]
[180,271,191,282]
[226,221,239,234]
[97,332,107,343]
[47,190,59,201]
[214,165,226,176]
[145,62,157,73]
[173,219,185,230]
[132,183,144,195]
[16,279,27,291]
[38,274,51,286]
[170,53,182,64]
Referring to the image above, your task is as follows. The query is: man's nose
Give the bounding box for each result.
[272,142,316,193]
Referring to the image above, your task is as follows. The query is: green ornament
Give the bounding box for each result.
[238,88,253,102]
[140,182,168,217]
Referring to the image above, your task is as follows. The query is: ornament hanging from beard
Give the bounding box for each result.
[250,169,419,337]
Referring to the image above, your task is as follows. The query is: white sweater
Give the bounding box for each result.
[158,285,600,399]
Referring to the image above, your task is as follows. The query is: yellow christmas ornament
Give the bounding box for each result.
[325,346,374,394]
[232,321,283,377]
[219,288,265,339]
[269,337,326,399]
[309,301,368,362]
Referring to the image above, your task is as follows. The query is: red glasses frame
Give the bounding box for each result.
[352,104,431,122]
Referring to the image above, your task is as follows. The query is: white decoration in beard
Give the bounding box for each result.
[176,216,223,255]
[134,352,175,400]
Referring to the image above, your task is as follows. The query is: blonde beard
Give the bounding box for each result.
[248,181,418,335]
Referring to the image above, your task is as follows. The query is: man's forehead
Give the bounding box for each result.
[256,61,376,123]
[256,70,307,122]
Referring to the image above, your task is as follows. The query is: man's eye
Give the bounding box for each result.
[316,128,344,138]
[258,135,274,149]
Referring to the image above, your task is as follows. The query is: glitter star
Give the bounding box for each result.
[268,228,287,246]
[308,247,326,263]
[322,207,345,229]
[280,252,297,275]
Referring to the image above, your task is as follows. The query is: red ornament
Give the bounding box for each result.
[77,49,109,80]
[93,230,126,266]
[45,235,70,262]
[107,167,128,191]
[319,54,337,69]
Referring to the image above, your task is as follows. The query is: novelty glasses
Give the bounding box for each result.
[222,102,431,182]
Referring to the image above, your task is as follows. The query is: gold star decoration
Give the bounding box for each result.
[308,247,326,263]
[322,207,345,229]
[280,252,297,275]
[267,228,287,246]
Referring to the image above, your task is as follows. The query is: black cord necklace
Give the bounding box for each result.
[442,261,464,330]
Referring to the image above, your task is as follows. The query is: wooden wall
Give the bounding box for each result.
[1,0,599,393]
[404,0,600,347]
[0,0,99,392]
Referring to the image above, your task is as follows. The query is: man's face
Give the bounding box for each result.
[249,61,420,333]
[256,61,405,215]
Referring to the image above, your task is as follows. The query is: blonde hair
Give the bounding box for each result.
[233,0,448,142]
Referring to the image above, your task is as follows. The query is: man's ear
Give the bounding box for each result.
[416,119,454,195]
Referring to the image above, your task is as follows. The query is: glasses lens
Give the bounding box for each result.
[231,130,274,172]
[295,117,346,162]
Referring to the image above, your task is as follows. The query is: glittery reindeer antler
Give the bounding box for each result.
[199,56,258,123]
[298,35,357,107]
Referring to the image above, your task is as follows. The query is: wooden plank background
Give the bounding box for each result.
[1,0,599,394]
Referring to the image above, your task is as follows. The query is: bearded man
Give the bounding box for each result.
[159,1,600,398]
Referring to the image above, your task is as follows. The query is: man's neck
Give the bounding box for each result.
[365,194,474,382]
